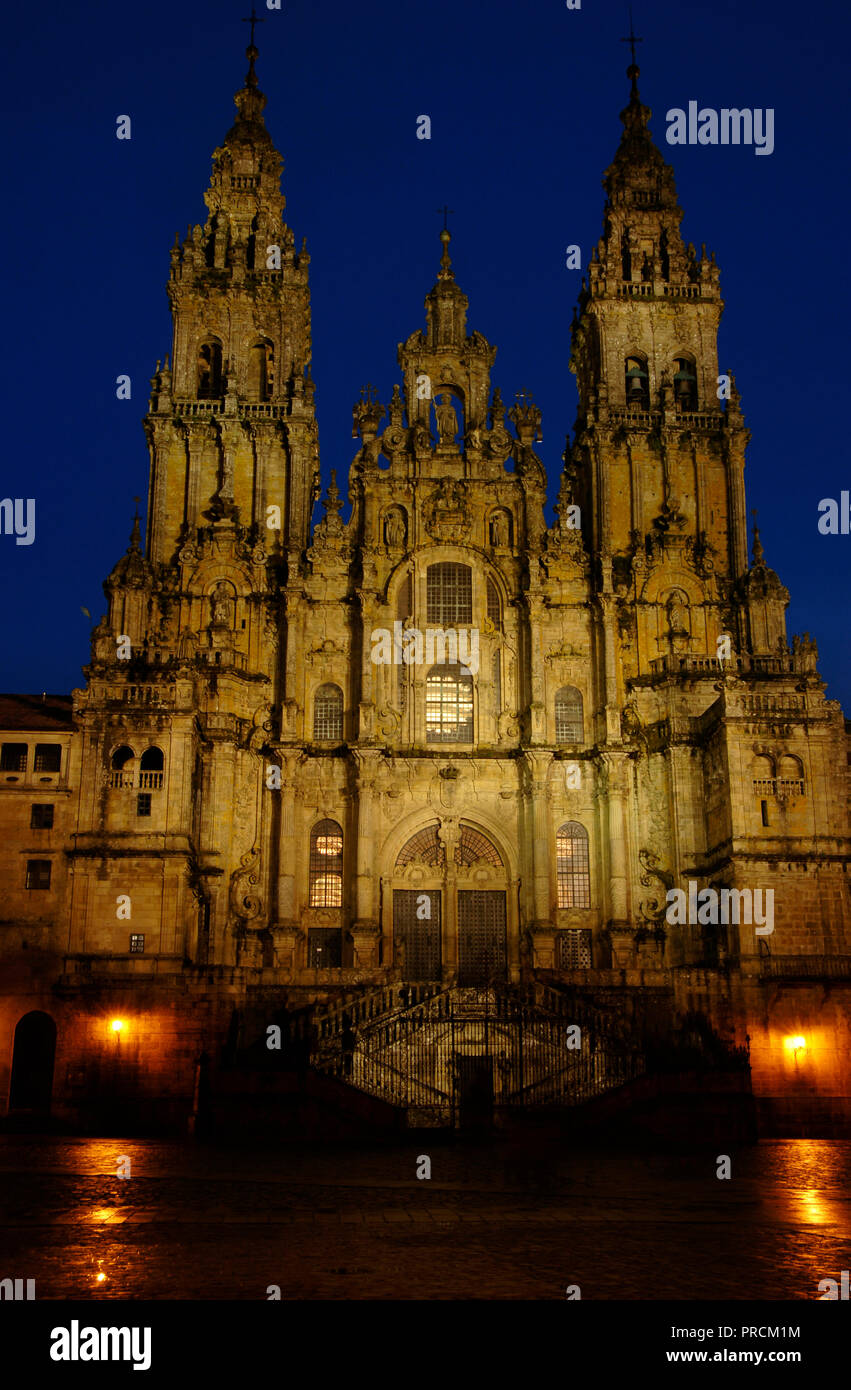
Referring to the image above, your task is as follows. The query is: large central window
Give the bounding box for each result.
[426,665,473,743]
[426,563,472,626]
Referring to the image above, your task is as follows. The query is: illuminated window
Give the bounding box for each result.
[129,934,145,954]
[313,684,343,741]
[309,819,343,907]
[426,563,472,626]
[556,822,590,909]
[555,686,583,744]
[426,664,473,743]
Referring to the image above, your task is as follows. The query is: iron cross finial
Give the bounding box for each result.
[620,7,643,66]
[437,205,455,232]
[242,7,265,47]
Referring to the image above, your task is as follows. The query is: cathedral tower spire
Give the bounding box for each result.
[144,29,318,566]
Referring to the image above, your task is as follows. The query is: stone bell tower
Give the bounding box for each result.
[144,36,319,568]
[568,59,751,695]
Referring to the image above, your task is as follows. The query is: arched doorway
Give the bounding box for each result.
[391,821,508,985]
[9,1011,56,1112]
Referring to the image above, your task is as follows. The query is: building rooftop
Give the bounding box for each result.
[0,694,75,732]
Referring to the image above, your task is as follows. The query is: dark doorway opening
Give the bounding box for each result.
[9,1011,56,1112]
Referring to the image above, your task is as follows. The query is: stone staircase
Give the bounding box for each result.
[311,981,646,1127]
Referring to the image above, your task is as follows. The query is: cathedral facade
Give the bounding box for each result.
[2,45,850,1134]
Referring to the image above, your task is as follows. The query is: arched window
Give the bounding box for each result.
[555,687,584,744]
[139,746,164,790]
[556,822,590,908]
[777,754,805,796]
[396,824,444,869]
[625,355,649,408]
[455,824,502,868]
[426,665,473,743]
[309,820,343,907]
[197,340,223,399]
[426,563,472,626]
[673,356,697,411]
[486,577,502,631]
[247,339,274,401]
[109,745,134,788]
[313,684,343,741]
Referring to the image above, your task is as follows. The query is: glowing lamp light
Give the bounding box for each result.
[96,1273,106,1283]
[784,1034,807,1058]
[110,1019,125,1034]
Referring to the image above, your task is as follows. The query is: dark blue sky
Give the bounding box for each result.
[1,0,849,709]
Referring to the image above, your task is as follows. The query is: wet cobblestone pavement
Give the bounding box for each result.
[0,1137,849,1299]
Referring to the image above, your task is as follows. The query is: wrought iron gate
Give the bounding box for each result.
[394,889,442,981]
[458,890,507,984]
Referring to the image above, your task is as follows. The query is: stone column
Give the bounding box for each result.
[350,749,381,967]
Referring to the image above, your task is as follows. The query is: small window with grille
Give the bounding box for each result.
[26,859,52,890]
[308,928,342,968]
[129,934,145,954]
[557,928,592,969]
[1,743,27,773]
[31,804,54,829]
[137,793,152,817]
[34,744,61,773]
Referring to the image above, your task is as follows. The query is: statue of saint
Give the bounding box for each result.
[667,591,690,637]
[384,510,405,548]
[211,582,234,628]
[435,392,458,445]
[490,512,509,548]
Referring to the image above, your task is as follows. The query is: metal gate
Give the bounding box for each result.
[458,890,507,984]
[394,889,442,981]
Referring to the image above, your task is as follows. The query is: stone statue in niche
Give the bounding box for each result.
[490,512,509,548]
[384,510,406,548]
[666,591,691,654]
[211,581,235,628]
[435,392,459,445]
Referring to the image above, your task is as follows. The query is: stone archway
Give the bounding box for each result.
[390,820,509,984]
[9,1011,56,1113]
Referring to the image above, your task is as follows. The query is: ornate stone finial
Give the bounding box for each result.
[226,10,269,137]
[352,384,385,442]
[509,389,542,444]
[751,509,765,566]
[325,470,342,518]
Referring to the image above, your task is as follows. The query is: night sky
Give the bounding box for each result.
[1,0,849,709]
